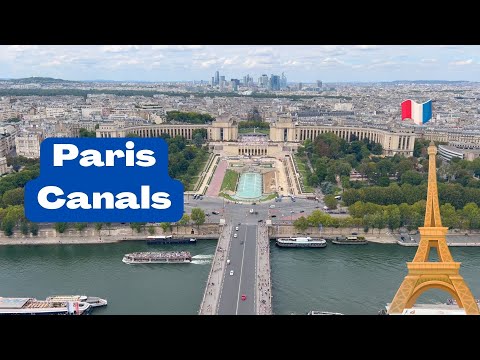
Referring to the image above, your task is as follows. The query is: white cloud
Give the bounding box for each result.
[151,45,203,51]
[198,58,222,68]
[102,45,140,53]
[8,45,39,52]
[354,45,379,50]
[248,47,274,56]
[450,59,473,66]
[40,60,63,67]
[421,58,437,63]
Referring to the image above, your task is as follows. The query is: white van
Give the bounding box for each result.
[227,259,231,265]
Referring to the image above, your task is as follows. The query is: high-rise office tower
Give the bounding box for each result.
[298,82,302,90]
[211,77,215,86]
[215,71,220,85]
[281,72,287,89]
[316,80,322,88]
[270,75,281,91]
[259,74,269,88]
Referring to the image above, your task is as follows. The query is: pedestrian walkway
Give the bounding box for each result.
[198,225,232,315]
[194,154,220,196]
[256,224,272,315]
[205,159,227,197]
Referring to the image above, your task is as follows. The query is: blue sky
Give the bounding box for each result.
[0,45,479,82]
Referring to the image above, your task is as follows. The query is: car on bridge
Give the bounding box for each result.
[235,226,239,231]
[234,233,238,238]
[230,270,234,276]
[241,294,247,301]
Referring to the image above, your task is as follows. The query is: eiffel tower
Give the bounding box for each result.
[388,142,480,314]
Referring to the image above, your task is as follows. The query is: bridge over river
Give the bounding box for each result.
[198,202,272,315]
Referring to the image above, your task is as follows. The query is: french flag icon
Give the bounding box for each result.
[401,99,432,125]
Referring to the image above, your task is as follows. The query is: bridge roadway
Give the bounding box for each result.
[217,223,258,315]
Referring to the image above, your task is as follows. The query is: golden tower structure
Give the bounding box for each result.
[388,142,480,314]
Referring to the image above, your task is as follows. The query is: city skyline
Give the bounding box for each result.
[1,45,480,83]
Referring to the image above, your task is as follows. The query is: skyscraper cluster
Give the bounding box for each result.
[211,71,289,91]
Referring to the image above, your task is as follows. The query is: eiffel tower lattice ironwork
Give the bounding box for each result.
[388,142,480,314]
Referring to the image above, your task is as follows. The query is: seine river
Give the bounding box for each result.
[271,243,480,315]
[0,241,217,315]
[1,241,480,315]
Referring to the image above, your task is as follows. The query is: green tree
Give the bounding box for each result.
[401,170,424,186]
[177,213,190,233]
[191,208,206,226]
[166,111,214,124]
[94,223,103,232]
[377,176,390,187]
[414,139,429,158]
[293,216,310,231]
[74,223,87,232]
[2,188,24,206]
[55,222,69,234]
[78,128,96,137]
[158,222,169,233]
[324,195,338,210]
[20,221,29,235]
[29,222,39,236]
[460,202,480,230]
[386,206,401,231]
[179,213,190,226]
[364,214,376,234]
[2,218,15,236]
[372,212,387,234]
[125,132,140,138]
[130,222,145,233]
[340,175,351,191]
[395,159,415,179]
[377,159,394,176]
[148,225,156,235]
[193,132,204,148]
[371,142,383,155]
[307,210,327,227]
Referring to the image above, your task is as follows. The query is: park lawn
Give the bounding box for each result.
[294,155,314,193]
[238,127,270,135]
[186,176,199,191]
[220,169,239,192]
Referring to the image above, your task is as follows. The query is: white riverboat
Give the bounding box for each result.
[0,297,91,315]
[380,303,466,315]
[307,310,344,315]
[46,295,107,308]
[122,251,192,264]
[276,237,327,248]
